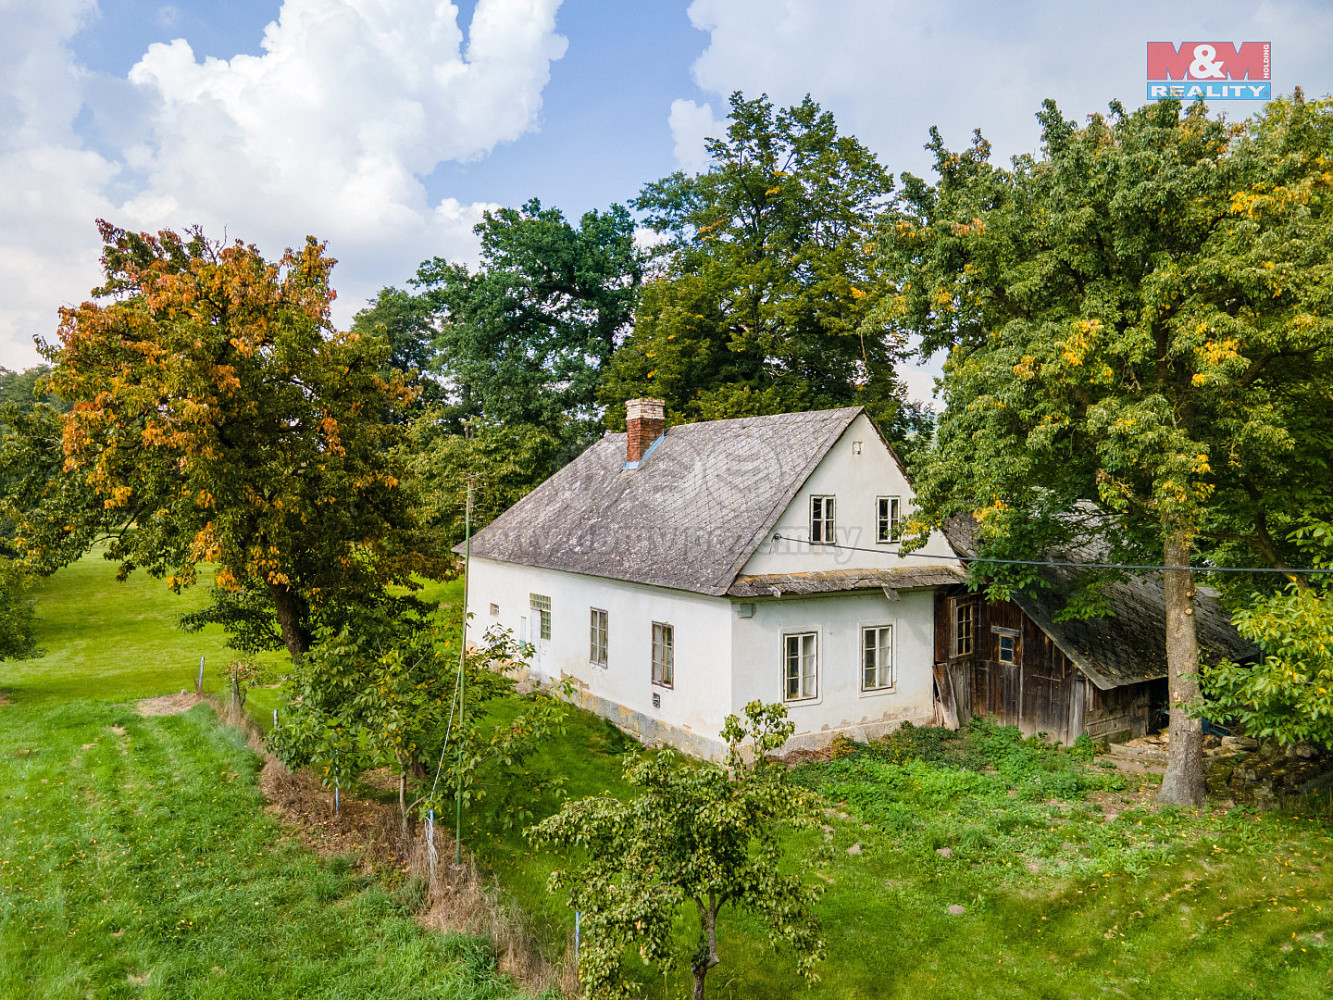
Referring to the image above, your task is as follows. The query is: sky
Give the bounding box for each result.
[3,0,1332,404]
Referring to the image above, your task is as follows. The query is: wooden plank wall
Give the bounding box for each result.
[933,588,1156,745]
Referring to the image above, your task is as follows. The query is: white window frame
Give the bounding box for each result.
[651,621,674,688]
[876,496,903,544]
[861,625,895,691]
[530,593,551,640]
[590,608,608,668]
[952,599,974,657]
[810,495,836,544]
[783,631,819,702]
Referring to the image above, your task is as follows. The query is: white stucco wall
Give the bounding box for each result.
[465,557,736,755]
[740,411,960,575]
[730,589,938,748]
[462,411,960,757]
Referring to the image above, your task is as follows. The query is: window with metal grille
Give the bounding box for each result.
[530,594,551,640]
[952,600,973,657]
[810,496,836,543]
[590,608,608,667]
[876,496,902,543]
[651,622,673,687]
[784,632,818,701]
[862,625,894,690]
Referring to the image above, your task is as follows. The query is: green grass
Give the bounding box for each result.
[7,552,1333,999]
[0,699,535,1000]
[9,549,286,706]
[466,715,1333,999]
[0,555,536,1000]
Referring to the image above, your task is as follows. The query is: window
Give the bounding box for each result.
[489,603,499,617]
[651,622,674,687]
[995,628,1020,664]
[876,496,902,543]
[862,625,894,690]
[784,632,818,701]
[952,599,974,657]
[590,608,608,668]
[810,496,836,543]
[529,593,551,640]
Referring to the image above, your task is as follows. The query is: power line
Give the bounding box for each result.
[768,533,1333,576]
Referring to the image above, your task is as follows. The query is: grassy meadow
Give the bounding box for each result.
[0,554,536,1000]
[3,552,1333,999]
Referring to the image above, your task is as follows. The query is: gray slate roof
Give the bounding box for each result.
[465,408,863,596]
[943,517,1259,690]
[728,566,967,598]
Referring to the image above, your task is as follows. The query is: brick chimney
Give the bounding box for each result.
[625,398,665,465]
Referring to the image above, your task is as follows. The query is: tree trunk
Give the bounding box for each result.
[1158,526,1207,807]
[267,580,309,665]
[692,896,719,1000]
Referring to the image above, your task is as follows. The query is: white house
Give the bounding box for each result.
[462,399,965,759]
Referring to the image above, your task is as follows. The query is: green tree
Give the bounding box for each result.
[405,414,564,554]
[610,92,906,429]
[350,286,443,417]
[30,221,444,664]
[883,95,1333,806]
[414,198,647,436]
[528,702,825,1000]
[1202,520,1333,746]
[271,612,564,836]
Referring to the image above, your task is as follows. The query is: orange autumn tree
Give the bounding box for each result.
[30,221,443,663]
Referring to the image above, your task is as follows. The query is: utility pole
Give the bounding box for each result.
[455,476,474,865]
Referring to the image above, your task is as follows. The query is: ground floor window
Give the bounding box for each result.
[652,622,674,687]
[862,625,894,690]
[784,632,818,701]
[529,593,551,640]
[590,608,608,667]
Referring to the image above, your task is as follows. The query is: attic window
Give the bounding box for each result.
[852,441,863,455]
[876,496,902,543]
[810,496,836,544]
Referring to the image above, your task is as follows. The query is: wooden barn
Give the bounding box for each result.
[933,524,1258,746]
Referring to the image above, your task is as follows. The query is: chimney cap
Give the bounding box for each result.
[626,397,665,421]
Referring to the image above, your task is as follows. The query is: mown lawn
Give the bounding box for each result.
[0,554,537,1000]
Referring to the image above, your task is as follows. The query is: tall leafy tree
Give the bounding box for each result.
[414,199,647,435]
[349,286,443,418]
[30,221,444,664]
[884,94,1333,806]
[609,92,906,428]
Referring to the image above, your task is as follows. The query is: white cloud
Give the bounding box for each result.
[667,97,718,173]
[0,0,567,368]
[682,0,1333,178]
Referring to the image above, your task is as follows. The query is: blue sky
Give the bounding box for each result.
[4,0,1333,402]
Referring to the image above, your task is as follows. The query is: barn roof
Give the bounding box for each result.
[942,517,1260,690]
[463,408,863,596]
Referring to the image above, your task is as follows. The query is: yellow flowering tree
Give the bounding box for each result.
[882,94,1333,805]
